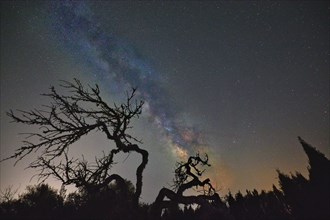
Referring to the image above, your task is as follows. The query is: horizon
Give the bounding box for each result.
[1,1,329,204]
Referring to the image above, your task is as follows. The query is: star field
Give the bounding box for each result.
[1,1,329,202]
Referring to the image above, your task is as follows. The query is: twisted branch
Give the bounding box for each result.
[2,79,148,205]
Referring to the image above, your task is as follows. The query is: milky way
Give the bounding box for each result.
[1,0,329,198]
[48,1,207,159]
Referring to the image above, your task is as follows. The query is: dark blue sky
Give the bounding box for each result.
[1,1,329,202]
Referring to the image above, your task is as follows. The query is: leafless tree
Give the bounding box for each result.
[0,185,19,203]
[150,153,221,217]
[2,79,148,205]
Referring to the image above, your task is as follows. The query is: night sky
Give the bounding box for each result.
[1,1,329,203]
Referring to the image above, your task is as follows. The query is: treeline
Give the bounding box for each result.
[1,137,329,220]
[1,81,329,219]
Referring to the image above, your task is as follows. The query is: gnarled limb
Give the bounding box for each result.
[174,153,215,196]
[150,187,221,217]
[150,153,220,217]
[2,79,148,205]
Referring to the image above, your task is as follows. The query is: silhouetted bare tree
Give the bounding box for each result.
[3,79,148,205]
[150,153,223,218]
[0,185,19,203]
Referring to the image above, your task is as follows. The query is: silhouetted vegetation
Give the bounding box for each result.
[3,79,148,207]
[1,80,329,219]
[150,153,230,219]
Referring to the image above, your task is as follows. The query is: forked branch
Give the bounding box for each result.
[3,79,147,205]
